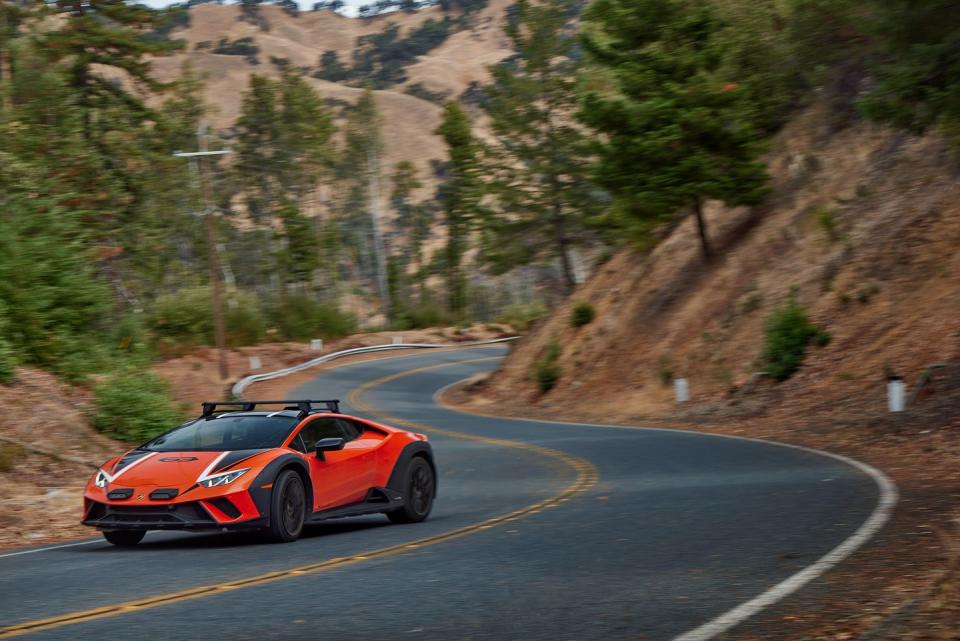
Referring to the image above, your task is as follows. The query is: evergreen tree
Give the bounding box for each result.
[436,101,482,314]
[482,0,597,292]
[860,0,960,141]
[578,0,769,259]
[390,161,427,275]
[42,0,181,137]
[235,74,280,221]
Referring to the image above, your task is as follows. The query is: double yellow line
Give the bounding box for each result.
[0,354,598,638]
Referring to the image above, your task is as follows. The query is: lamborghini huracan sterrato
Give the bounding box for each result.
[83,400,436,546]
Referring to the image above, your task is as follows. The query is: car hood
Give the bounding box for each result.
[101,449,273,488]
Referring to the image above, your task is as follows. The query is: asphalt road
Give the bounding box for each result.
[0,345,886,641]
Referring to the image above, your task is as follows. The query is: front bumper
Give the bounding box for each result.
[82,499,266,532]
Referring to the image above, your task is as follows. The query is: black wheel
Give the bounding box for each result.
[388,457,435,524]
[103,530,145,547]
[265,470,307,543]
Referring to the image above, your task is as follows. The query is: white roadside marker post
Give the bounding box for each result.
[392,336,404,345]
[675,378,690,404]
[311,339,323,352]
[249,356,262,371]
[887,376,905,412]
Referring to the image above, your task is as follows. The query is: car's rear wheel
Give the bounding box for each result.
[388,457,435,524]
[265,469,307,543]
[103,530,145,547]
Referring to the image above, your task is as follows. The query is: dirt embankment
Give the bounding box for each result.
[448,104,960,639]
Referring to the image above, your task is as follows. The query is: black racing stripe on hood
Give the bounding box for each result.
[111,450,151,474]
[214,449,269,474]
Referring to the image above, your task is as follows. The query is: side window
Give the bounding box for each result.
[289,433,307,453]
[336,419,364,441]
[296,419,345,452]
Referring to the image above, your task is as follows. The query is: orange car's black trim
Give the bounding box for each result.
[213,449,268,474]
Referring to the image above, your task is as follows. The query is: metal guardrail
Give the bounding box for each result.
[231,337,519,400]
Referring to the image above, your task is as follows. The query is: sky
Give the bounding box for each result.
[142,0,368,14]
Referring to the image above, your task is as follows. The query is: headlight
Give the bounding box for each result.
[199,468,248,488]
[94,470,109,488]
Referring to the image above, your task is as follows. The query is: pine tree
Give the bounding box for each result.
[276,71,335,198]
[436,101,482,314]
[860,0,960,141]
[235,74,281,221]
[482,0,597,293]
[390,161,428,275]
[578,0,769,259]
[42,0,180,137]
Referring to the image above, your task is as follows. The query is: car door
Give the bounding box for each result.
[294,418,355,511]
[332,419,383,501]
[295,418,382,511]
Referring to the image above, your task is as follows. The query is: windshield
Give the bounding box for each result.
[142,415,299,452]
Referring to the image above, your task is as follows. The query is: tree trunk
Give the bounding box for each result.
[693,199,712,260]
[552,202,576,293]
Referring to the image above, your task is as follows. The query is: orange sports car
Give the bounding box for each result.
[83,400,436,546]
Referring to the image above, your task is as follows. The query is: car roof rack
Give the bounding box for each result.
[200,399,340,421]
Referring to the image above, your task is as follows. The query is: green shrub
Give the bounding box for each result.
[0,442,26,473]
[393,301,453,330]
[816,206,841,243]
[225,300,266,347]
[497,301,547,332]
[0,337,15,385]
[761,295,830,381]
[267,296,356,341]
[534,341,562,393]
[93,370,186,442]
[570,302,596,328]
[657,357,673,386]
[149,287,265,348]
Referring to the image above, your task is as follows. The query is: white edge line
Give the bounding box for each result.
[0,539,103,559]
[429,375,899,641]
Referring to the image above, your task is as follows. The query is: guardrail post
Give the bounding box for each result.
[310,339,323,352]
[675,378,689,403]
[887,376,905,412]
[249,356,262,370]
[392,335,404,345]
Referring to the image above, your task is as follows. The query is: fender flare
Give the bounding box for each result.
[249,453,311,523]
[387,442,437,497]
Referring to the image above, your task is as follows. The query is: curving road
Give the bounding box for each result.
[0,345,889,641]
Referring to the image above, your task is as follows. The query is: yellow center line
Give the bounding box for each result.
[0,351,598,639]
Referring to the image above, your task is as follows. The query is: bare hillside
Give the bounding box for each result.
[149,3,514,192]
[471,104,960,423]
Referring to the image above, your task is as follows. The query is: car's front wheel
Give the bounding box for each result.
[265,469,307,542]
[103,530,146,546]
[388,457,435,524]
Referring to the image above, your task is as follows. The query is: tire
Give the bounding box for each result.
[103,530,145,547]
[265,469,307,543]
[387,457,435,524]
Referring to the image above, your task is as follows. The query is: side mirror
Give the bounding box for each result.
[314,437,344,460]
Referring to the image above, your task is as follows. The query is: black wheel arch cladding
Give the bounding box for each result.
[250,454,312,523]
[387,442,437,496]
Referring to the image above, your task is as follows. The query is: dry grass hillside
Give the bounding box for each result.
[150,2,514,199]
[475,103,960,424]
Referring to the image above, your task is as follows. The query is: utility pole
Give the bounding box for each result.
[175,127,233,381]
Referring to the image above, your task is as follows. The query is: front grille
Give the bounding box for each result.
[85,501,216,528]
